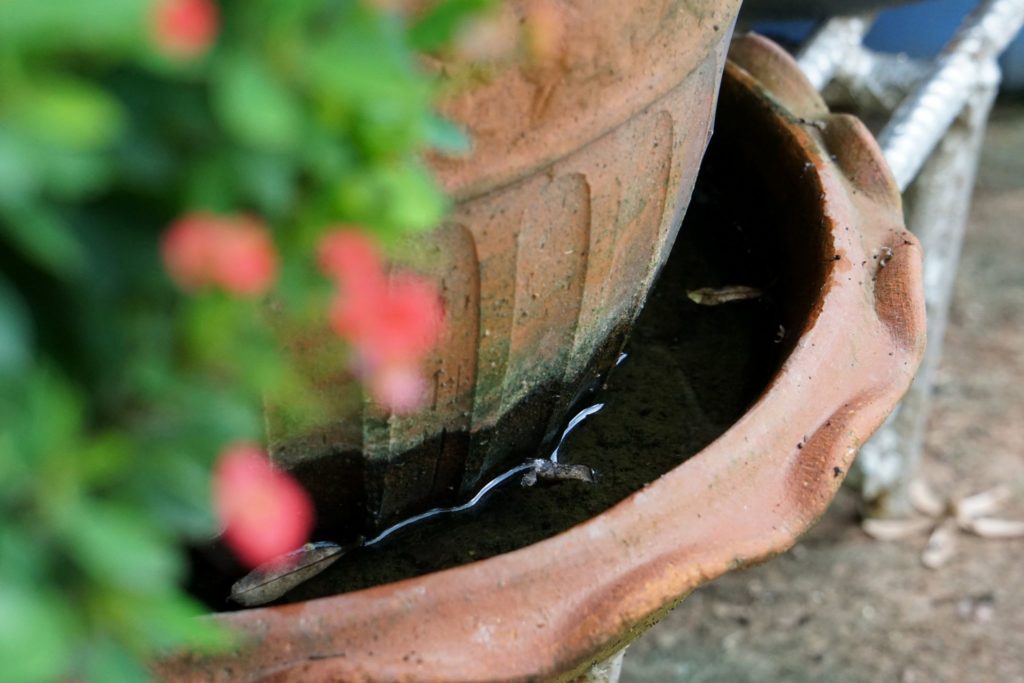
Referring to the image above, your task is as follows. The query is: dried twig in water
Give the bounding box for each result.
[687,285,763,306]
[521,459,596,487]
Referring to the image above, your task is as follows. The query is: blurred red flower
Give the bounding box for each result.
[213,443,314,568]
[331,274,444,368]
[318,229,445,413]
[208,217,278,296]
[161,213,277,297]
[367,361,429,414]
[152,0,219,59]
[318,228,384,292]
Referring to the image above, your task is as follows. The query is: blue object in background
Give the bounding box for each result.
[863,0,977,57]
[756,0,1024,91]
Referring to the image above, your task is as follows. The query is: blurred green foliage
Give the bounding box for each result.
[0,0,493,680]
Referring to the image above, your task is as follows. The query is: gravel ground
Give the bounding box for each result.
[621,103,1024,683]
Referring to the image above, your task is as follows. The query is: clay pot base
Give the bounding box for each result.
[164,34,924,682]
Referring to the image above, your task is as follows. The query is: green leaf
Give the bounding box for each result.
[352,98,425,158]
[0,130,115,203]
[126,593,232,652]
[65,502,182,592]
[132,453,217,539]
[300,128,355,190]
[36,145,116,200]
[0,584,75,683]
[184,294,245,365]
[0,127,41,206]
[22,367,84,464]
[336,160,448,235]
[77,433,134,486]
[81,638,150,683]
[408,0,495,52]
[213,53,304,152]
[184,155,237,212]
[384,161,448,232]
[0,274,32,378]
[11,77,124,151]
[233,151,297,220]
[0,527,49,585]
[163,378,263,450]
[0,0,148,53]
[0,203,86,277]
[305,7,430,106]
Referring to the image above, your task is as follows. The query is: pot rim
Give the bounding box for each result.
[158,34,926,683]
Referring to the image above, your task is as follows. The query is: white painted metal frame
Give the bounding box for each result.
[795,0,1024,516]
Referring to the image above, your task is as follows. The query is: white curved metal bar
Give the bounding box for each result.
[879,0,1024,189]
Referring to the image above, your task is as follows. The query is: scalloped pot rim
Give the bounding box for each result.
[155,33,925,683]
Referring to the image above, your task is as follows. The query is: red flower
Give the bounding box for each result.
[161,213,277,297]
[213,443,314,568]
[317,229,445,413]
[368,361,428,414]
[317,228,384,292]
[331,274,443,414]
[161,213,215,292]
[152,0,219,59]
[329,274,444,368]
[208,217,278,296]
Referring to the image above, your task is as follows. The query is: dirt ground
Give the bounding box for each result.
[621,104,1024,683]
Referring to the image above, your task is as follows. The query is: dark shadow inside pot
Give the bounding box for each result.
[187,73,831,609]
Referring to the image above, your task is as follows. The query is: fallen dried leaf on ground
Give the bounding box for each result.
[862,480,1024,568]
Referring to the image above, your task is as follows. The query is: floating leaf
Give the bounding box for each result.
[687,285,763,306]
[230,542,348,607]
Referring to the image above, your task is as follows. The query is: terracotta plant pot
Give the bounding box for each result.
[160,34,925,682]
[267,0,745,539]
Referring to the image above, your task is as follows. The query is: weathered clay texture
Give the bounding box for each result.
[158,34,925,682]
[267,0,745,537]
